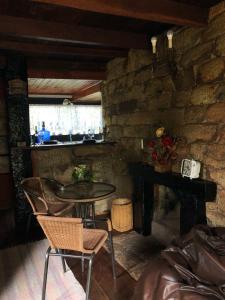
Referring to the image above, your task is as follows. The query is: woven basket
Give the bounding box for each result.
[111,198,133,232]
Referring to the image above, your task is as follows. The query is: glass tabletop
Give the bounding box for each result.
[55,181,116,202]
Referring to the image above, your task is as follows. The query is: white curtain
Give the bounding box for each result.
[29,104,103,135]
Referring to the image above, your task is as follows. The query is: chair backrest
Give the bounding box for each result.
[40,177,64,204]
[37,215,84,252]
[21,177,48,215]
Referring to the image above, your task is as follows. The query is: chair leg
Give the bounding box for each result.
[86,254,94,300]
[42,247,51,300]
[109,231,116,279]
[91,203,95,221]
[58,249,67,273]
[81,253,84,273]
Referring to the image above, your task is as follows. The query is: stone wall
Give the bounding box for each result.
[102,2,225,226]
[31,143,129,214]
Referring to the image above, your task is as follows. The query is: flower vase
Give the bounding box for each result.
[154,161,172,173]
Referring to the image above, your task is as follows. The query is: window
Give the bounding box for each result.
[29,104,103,135]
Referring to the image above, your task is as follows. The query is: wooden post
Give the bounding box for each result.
[5,54,32,234]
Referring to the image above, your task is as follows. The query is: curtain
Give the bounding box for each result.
[29,104,103,135]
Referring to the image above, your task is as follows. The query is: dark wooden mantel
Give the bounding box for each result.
[129,163,217,236]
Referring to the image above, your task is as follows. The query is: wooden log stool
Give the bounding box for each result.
[111,198,133,232]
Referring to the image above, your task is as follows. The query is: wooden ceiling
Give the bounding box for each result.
[28,79,102,103]
[0,0,220,100]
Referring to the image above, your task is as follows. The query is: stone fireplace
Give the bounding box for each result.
[101,2,225,228]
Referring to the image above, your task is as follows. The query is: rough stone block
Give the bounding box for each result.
[107,80,118,96]
[107,125,123,140]
[174,27,203,54]
[197,58,225,83]
[190,84,219,105]
[133,68,153,85]
[119,138,144,162]
[207,144,225,160]
[218,189,225,212]
[162,75,176,92]
[203,11,225,41]
[181,42,213,67]
[216,84,225,102]
[145,78,163,98]
[184,106,207,124]
[127,82,146,101]
[209,169,225,189]
[182,125,216,143]
[205,156,225,169]
[209,1,225,21]
[206,102,225,123]
[216,34,225,56]
[126,112,152,126]
[73,144,114,157]
[150,92,172,110]
[174,90,191,107]
[190,143,207,162]
[175,68,195,90]
[217,125,225,144]
[118,99,138,114]
[206,202,218,212]
[123,125,151,138]
[156,108,185,128]
[127,49,152,73]
[207,209,225,226]
[113,175,132,198]
[107,57,127,81]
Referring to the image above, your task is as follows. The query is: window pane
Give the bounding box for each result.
[29,104,102,135]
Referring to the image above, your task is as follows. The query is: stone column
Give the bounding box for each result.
[5,54,32,233]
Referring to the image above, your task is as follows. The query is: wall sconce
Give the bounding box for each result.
[151,36,157,72]
[151,36,157,54]
[150,30,176,76]
[167,30,173,49]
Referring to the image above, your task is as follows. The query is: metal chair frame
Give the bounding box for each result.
[39,217,116,300]
[43,248,94,300]
[21,177,74,239]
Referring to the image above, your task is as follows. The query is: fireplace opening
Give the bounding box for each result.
[152,185,180,245]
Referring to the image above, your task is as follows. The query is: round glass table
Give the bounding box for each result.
[55,181,116,218]
[56,181,116,202]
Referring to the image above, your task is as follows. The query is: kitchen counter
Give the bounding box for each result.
[14,140,115,151]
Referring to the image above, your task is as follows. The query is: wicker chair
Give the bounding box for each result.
[37,215,116,300]
[21,177,75,239]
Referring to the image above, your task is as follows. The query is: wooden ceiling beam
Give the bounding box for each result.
[73,82,101,99]
[0,39,128,58]
[27,58,106,80]
[32,0,208,26]
[0,15,146,49]
[28,69,106,80]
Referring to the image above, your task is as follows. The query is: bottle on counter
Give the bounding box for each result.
[38,121,50,144]
[33,126,38,145]
[32,126,39,145]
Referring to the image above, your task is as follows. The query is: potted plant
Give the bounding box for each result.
[72,164,93,183]
[148,127,178,172]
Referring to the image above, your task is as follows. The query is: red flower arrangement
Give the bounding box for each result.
[148,127,178,165]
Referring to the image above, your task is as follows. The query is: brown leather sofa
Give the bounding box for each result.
[133,226,225,300]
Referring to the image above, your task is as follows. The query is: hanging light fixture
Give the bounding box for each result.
[62,98,73,105]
